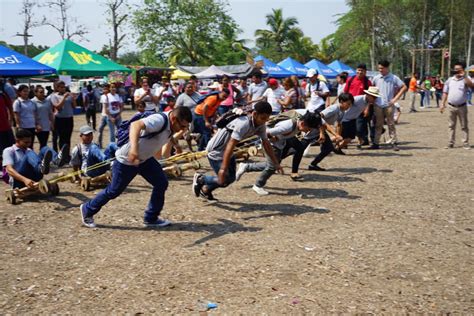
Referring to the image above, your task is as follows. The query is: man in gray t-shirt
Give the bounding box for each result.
[192,101,282,200]
[440,62,474,149]
[247,74,268,102]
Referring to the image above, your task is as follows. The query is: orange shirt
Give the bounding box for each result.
[194,95,221,117]
[409,77,418,92]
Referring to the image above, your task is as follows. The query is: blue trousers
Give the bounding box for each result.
[203,156,236,193]
[84,143,117,177]
[193,115,212,151]
[217,105,231,116]
[83,157,169,222]
[12,146,56,188]
[98,116,117,148]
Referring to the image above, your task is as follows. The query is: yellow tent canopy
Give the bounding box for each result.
[170,66,192,80]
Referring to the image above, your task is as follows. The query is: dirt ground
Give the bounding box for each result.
[1,98,473,314]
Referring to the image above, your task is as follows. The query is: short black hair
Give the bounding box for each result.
[357,63,367,70]
[301,111,322,129]
[18,84,29,93]
[254,101,272,115]
[378,60,390,68]
[16,128,33,139]
[252,72,262,80]
[166,96,176,102]
[454,61,466,69]
[338,92,354,104]
[190,75,197,80]
[172,106,193,123]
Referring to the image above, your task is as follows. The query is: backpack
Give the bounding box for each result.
[116,111,169,147]
[215,108,249,129]
[266,110,302,136]
[196,91,220,105]
[307,80,328,101]
[345,75,369,94]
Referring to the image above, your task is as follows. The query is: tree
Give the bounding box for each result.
[254,8,301,61]
[132,0,243,66]
[104,0,128,61]
[42,0,88,41]
[17,0,42,56]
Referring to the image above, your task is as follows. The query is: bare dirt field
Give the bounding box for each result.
[1,99,473,314]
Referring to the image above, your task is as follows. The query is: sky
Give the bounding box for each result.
[0,0,349,55]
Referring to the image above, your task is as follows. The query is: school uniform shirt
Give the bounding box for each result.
[115,112,172,166]
[194,95,222,118]
[70,143,93,172]
[13,98,37,129]
[32,97,53,131]
[2,144,32,185]
[267,119,298,150]
[443,76,470,105]
[342,95,368,122]
[372,73,404,108]
[337,83,346,96]
[321,104,343,125]
[248,82,268,101]
[207,116,267,161]
[50,92,74,118]
[176,92,200,109]
[134,88,155,111]
[306,81,329,112]
[263,86,285,113]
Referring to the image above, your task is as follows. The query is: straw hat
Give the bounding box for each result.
[364,86,382,98]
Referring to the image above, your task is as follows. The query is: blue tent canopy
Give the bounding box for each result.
[305,59,338,79]
[0,45,56,76]
[278,57,309,77]
[254,55,295,78]
[327,60,356,76]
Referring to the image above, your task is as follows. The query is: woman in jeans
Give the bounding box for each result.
[13,85,40,148]
[32,86,54,149]
[98,83,123,148]
[50,81,75,159]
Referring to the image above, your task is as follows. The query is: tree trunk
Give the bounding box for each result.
[447,0,454,74]
[467,11,473,66]
[420,0,427,77]
[370,2,376,70]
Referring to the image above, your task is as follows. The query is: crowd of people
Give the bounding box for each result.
[0,59,472,228]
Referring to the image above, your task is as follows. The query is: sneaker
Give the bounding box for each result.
[392,143,400,151]
[192,173,203,197]
[409,109,417,113]
[235,163,247,181]
[444,144,454,149]
[308,164,326,171]
[333,148,346,155]
[199,189,217,201]
[144,218,171,228]
[54,144,69,167]
[303,145,311,157]
[79,204,96,228]
[463,144,471,150]
[40,150,53,175]
[252,185,269,195]
[368,144,380,150]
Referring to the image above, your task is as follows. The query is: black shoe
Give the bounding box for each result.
[392,143,400,151]
[54,144,69,167]
[308,164,326,171]
[409,109,417,113]
[368,144,380,150]
[40,150,53,175]
[199,189,216,201]
[192,173,203,197]
[333,148,346,155]
[356,144,362,150]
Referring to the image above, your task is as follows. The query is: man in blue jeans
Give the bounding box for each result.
[192,101,283,201]
[80,107,193,228]
[2,129,67,188]
[70,125,117,180]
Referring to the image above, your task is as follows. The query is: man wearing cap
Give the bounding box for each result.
[261,78,285,115]
[440,61,474,149]
[70,125,117,180]
[371,60,407,150]
[305,69,330,113]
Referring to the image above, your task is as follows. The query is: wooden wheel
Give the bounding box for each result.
[38,179,50,194]
[80,178,91,191]
[50,183,60,196]
[5,190,17,205]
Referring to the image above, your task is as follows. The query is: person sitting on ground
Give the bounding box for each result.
[70,125,117,182]
[2,129,67,189]
[235,111,322,195]
[192,101,283,201]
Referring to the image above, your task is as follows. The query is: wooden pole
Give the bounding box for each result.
[411,50,416,75]
[441,49,445,78]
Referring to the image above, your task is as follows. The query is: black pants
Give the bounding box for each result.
[54,116,73,156]
[36,131,50,149]
[85,108,97,130]
[0,129,15,160]
[25,128,36,149]
[301,131,334,166]
[281,136,306,173]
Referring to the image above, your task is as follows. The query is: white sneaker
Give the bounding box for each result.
[235,163,247,181]
[252,185,269,195]
[80,204,97,228]
[303,145,311,157]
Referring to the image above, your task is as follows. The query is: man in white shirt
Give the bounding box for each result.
[262,78,285,114]
[80,107,193,229]
[247,73,268,102]
[305,69,330,113]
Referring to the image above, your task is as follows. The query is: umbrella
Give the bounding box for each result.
[327,60,356,76]
[33,39,130,76]
[0,45,56,76]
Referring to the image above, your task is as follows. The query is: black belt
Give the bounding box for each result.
[449,103,466,107]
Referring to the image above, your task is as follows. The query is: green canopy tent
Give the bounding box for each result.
[33,39,130,77]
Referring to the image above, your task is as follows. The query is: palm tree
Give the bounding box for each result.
[254,8,301,59]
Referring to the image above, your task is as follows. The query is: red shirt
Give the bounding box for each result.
[344,76,373,96]
[0,93,12,132]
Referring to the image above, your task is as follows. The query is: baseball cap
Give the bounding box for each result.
[268,78,278,85]
[306,69,318,78]
[79,125,94,135]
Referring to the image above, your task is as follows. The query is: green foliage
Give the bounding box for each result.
[132,0,246,66]
[0,41,50,58]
